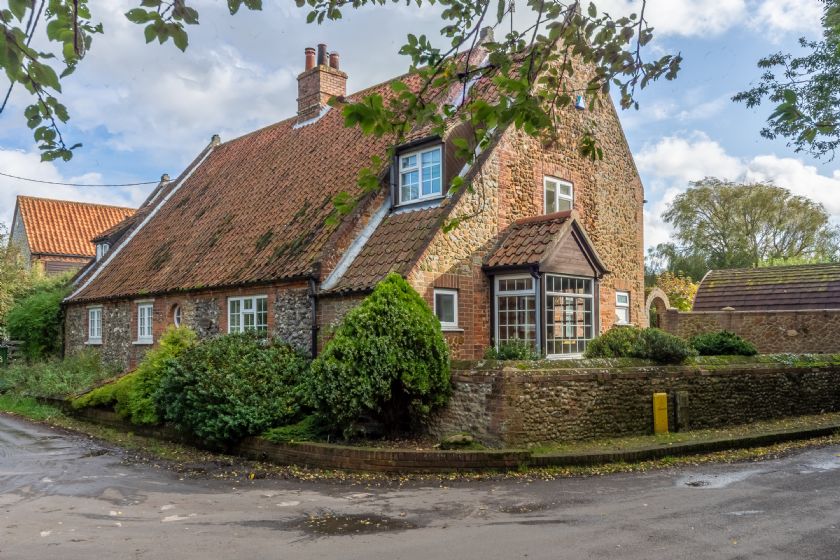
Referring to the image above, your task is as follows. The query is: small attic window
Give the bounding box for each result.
[95,242,110,261]
[398,145,442,205]
[544,177,573,214]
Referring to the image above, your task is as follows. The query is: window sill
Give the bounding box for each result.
[441,327,464,333]
[85,340,102,346]
[133,339,153,346]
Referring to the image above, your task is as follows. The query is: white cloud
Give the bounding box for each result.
[637,132,840,249]
[596,0,822,37]
[0,148,152,226]
[749,0,824,36]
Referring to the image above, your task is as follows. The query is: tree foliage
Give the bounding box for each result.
[306,273,451,436]
[5,275,70,360]
[3,1,679,182]
[656,178,839,275]
[734,0,840,159]
[651,271,697,311]
[0,222,35,338]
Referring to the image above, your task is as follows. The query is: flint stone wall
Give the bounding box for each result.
[428,361,840,446]
[663,309,840,354]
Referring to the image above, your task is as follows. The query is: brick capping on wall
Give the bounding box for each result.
[427,361,840,446]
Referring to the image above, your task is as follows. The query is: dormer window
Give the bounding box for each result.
[95,242,110,261]
[544,177,573,214]
[399,145,442,205]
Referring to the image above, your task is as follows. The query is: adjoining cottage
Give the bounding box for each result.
[661,263,840,353]
[63,42,646,369]
[9,196,136,275]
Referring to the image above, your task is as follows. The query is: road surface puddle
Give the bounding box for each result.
[498,502,555,514]
[281,512,418,536]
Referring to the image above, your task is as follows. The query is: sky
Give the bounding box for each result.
[0,0,837,254]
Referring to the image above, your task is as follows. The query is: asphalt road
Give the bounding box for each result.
[2,413,840,560]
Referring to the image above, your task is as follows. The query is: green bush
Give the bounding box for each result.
[0,349,119,398]
[156,333,309,446]
[691,330,758,356]
[6,279,70,360]
[585,326,695,364]
[484,340,542,360]
[583,326,642,359]
[263,416,325,443]
[306,273,451,437]
[72,326,197,424]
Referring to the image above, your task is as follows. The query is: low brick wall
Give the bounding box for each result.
[662,308,840,354]
[428,362,840,446]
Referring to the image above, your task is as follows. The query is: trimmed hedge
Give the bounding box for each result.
[585,326,696,364]
[306,273,451,436]
[156,333,309,446]
[691,330,758,356]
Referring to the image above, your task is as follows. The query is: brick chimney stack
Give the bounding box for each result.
[297,43,347,122]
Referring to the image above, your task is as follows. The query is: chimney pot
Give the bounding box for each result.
[329,52,340,70]
[160,173,170,183]
[304,47,316,71]
[317,44,328,66]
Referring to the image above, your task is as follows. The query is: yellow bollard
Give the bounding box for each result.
[653,392,669,434]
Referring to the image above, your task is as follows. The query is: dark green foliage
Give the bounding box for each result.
[156,333,309,446]
[306,273,450,437]
[263,416,325,443]
[6,280,70,360]
[484,340,542,361]
[72,326,197,424]
[585,326,696,364]
[691,331,758,356]
[0,349,119,398]
[639,328,697,364]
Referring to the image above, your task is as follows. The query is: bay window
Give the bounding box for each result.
[495,276,537,349]
[544,275,594,356]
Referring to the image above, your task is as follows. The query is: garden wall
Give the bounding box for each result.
[428,361,840,446]
[661,308,840,354]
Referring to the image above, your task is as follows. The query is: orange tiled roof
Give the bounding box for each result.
[16,196,135,258]
[485,211,574,268]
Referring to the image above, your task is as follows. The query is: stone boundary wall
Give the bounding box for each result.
[428,362,840,446]
[661,308,840,354]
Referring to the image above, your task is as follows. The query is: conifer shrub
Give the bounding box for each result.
[155,333,309,446]
[72,326,197,424]
[691,330,758,356]
[306,273,451,437]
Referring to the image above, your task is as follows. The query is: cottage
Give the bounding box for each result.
[63,43,645,369]
[9,196,135,275]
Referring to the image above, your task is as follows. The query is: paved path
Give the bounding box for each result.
[2,413,840,559]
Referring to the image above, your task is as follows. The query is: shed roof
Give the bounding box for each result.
[692,264,840,311]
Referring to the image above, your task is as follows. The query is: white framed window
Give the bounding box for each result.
[228,296,268,334]
[136,303,154,344]
[615,291,630,325]
[399,145,442,204]
[495,275,537,349]
[434,289,459,330]
[544,275,595,357]
[87,307,102,344]
[95,242,110,261]
[544,177,573,214]
[172,304,182,327]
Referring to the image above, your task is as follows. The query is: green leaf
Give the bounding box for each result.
[172,27,189,51]
[29,62,62,93]
[9,0,27,22]
[125,8,152,24]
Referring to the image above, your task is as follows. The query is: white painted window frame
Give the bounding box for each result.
[135,302,154,344]
[543,274,595,359]
[433,288,459,331]
[87,306,102,345]
[398,145,443,205]
[227,295,268,334]
[543,176,574,214]
[494,274,538,350]
[172,304,182,327]
[615,290,631,325]
[95,242,110,261]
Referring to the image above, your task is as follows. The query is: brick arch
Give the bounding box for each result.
[646,288,671,329]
